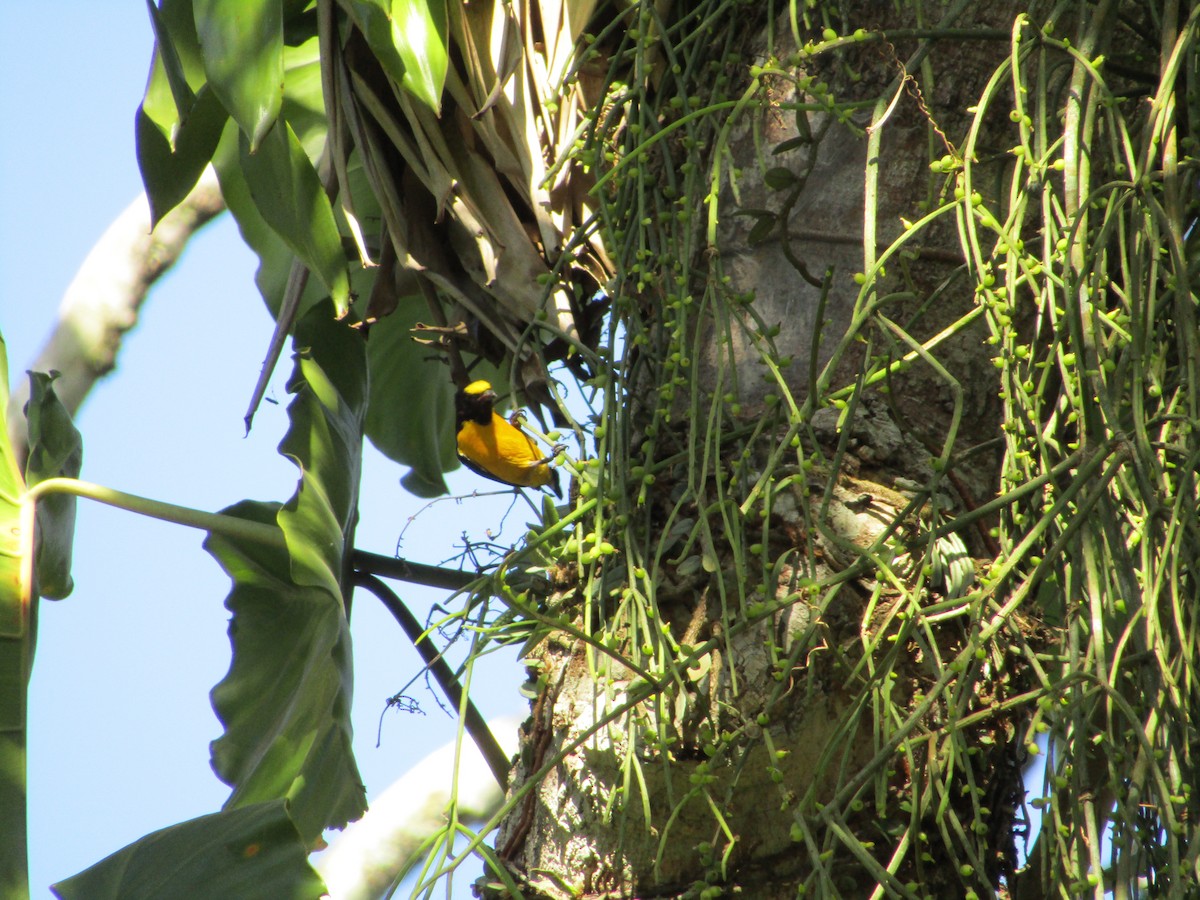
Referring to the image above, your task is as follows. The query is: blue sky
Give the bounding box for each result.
[1,4,526,894]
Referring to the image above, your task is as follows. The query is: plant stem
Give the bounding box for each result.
[22,478,285,548]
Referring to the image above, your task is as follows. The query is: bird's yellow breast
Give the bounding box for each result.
[456,412,555,490]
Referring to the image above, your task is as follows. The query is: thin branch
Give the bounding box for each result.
[351,571,512,791]
[351,548,477,592]
[314,715,521,900]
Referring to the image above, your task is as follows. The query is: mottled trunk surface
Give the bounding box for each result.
[490,4,1042,897]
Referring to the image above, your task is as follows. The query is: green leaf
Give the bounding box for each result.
[278,36,326,154]
[346,0,448,113]
[136,84,228,227]
[207,38,332,314]
[393,0,448,113]
[363,302,457,497]
[763,167,799,191]
[211,119,300,314]
[143,0,196,135]
[205,302,367,843]
[773,135,812,154]
[0,338,25,640]
[278,303,366,591]
[23,373,83,601]
[139,0,206,144]
[138,0,225,223]
[0,337,29,899]
[746,211,778,246]
[193,0,284,151]
[361,306,513,496]
[239,119,350,314]
[51,800,326,900]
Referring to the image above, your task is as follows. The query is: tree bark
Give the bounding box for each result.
[490,4,1039,897]
[316,717,521,900]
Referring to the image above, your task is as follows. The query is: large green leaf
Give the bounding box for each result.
[205,302,366,844]
[139,0,224,224]
[239,118,351,314]
[344,0,449,114]
[278,300,366,591]
[363,300,457,497]
[211,119,301,314]
[139,0,205,144]
[136,85,228,227]
[0,339,25,663]
[0,337,28,899]
[393,0,449,114]
[23,373,83,601]
[51,800,325,900]
[208,36,333,315]
[0,367,85,896]
[193,0,284,151]
[278,36,326,158]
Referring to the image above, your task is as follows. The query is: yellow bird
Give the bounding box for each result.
[455,380,561,497]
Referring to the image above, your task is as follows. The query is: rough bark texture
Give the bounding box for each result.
[710,4,1025,504]
[491,4,1043,897]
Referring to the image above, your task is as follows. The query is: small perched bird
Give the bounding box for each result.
[455,380,562,497]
